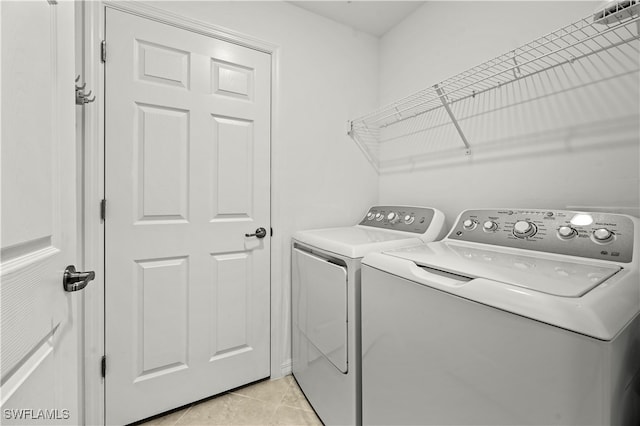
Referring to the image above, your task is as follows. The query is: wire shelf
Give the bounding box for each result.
[349,1,640,173]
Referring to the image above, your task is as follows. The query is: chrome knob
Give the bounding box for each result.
[558,226,576,239]
[404,214,415,225]
[366,212,375,220]
[483,221,498,232]
[387,212,399,224]
[462,219,477,230]
[375,213,384,221]
[593,228,613,242]
[513,220,536,238]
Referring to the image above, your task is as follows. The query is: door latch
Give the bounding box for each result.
[63,265,96,292]
[245,227,267,239]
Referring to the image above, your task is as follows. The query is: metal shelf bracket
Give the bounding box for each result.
[434,84,471,155]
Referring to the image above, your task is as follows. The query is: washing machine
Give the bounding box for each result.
[291,205,447,425]
[361,208,640,425]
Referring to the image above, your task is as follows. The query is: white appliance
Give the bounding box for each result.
[292,206,447,425]
[362,208,640,425]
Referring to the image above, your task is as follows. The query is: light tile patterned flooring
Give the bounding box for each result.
[139,375,323,426]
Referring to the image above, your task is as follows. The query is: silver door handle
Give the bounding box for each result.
[63,265,95,292]
[245,227,267,239]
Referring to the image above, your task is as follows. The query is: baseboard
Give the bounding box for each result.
[280,359,292,377]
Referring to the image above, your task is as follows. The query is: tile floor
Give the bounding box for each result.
[138,375,323,426]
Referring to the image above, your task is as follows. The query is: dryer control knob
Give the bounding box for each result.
[558,226,577,239]
[366,212,375,220]
[593,228,614,242]
[462,219,477,230]
[483,221,498,232]
[404,214,415,225]
[387,212,400,224]
[375,213,384,221]
[513,220,536,238]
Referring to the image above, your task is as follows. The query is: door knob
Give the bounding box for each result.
[245,227,267,239]
[63,265,96,292]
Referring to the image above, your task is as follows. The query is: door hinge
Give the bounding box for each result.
[101,356,107,378]
[100,199,106,221]
[101,40,106,63]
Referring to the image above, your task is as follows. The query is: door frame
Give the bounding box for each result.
[80,2,282,424]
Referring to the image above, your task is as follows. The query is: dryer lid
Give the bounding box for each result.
[293,226,422,259]
[384,242,621,297]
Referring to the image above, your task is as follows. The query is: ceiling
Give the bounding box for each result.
[289,1,425,37]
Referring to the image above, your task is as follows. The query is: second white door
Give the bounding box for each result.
[104,9,271,425]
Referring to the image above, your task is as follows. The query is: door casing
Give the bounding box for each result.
[79,2,283,424]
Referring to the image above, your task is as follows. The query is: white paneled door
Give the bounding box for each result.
[104,9,271,425]
[1,1,80,424]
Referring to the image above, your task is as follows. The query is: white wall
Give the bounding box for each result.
[144,1,379,376]
[378,1,640,223]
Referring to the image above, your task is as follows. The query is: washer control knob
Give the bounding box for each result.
[375,213,384,221]
[462,219,477,230]
[593,228,614,242]
[387,212,400,224]
[483,221,498,232]
[513,220,536,238]
[366,212,375,220]
[404,214,415,225]
[558,226,577,239]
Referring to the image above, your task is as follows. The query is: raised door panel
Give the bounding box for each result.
[212,60,253,100]
[136,40,190,90]
[135,104,190,223]
[135,257,189,381]
[1,340,56,418]
[0,1,54,251]
[211,116,253,220]
[210,253,251,360]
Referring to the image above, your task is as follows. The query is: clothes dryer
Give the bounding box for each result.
[362,208,640,425]
[292,206,446,425]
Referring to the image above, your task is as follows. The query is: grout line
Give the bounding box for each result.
[265,378,292,425]
[279,402,315,413]
[227,389,289,410]
[227,391,266,402]
[281,378,316,413]
[228,378,290,404]
[171,404,193,426]
[278,377,292,406]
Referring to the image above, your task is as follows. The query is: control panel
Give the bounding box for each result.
[359,206,435,234]
[448,209,634,263]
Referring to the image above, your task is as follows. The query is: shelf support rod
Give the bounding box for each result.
[347,121,381,173]
[434,84,471,155]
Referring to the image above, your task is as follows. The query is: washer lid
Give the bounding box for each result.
[293,226,422,259]
[363,243,638,340]
[385,242,621,297]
